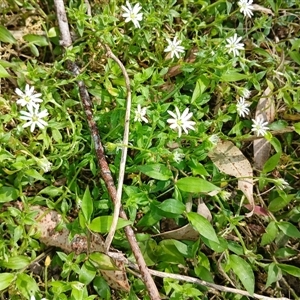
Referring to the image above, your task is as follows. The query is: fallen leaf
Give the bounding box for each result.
[209,140,254,216]
[253,87,275,170]
[252,4,274,16]
[31,206,130,291]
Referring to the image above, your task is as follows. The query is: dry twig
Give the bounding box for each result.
[53,0,160,298]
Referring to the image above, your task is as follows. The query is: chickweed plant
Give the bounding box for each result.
[0,0,300,299]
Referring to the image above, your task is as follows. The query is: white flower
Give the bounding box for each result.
[167,106,196,137]
[208,134,220,145]
[172,150,185,163]
[164,37,185,59]
[37,156,52,172]
[251,116,269,136]
[241,88,251,99]
[219,190,231,201]
[15,84,43,109]
[275,178,290,190]
[134,104,148,123]
[121,1,143,28]
[225,34,244,57]
[20,105,49,132]
[238,0,254,18]
[236,97,250,117]
[30,296,47,300]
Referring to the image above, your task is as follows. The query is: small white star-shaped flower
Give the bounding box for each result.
[238,0,254,18]
[172,150,185,163]
[167,106,196,137]
[241,88,251,99]
[251,116,269,136]
[121,1,143,28]
[134,104,148,123]
[164,37,185,59]
[225,34,245,57]
[15,84,43,109]
[20,105,49,132]
[236,97,250,117]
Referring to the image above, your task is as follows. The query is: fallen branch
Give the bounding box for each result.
[53,1,160,298]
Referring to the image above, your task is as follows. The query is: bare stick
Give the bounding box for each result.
[129,262,291,300]
[53,1,160,299]
[103,44,131,254]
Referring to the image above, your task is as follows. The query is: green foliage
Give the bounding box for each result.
[0,0,300,299]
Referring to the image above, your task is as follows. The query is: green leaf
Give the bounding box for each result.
[89,216,132,233]
[93,276,111,299]
[229,254,255,295]
[262,152,281,173]
[268,194,295,212]
[275,247,298,259]
[24,169,45,181]
[294,122,300,135]
[221,71,248,82]
[137,163,172,181]
[0,273,14,291]
[0,64,10,78]
[156,199,185,218]
[176,177,220,194]
[277,221,300,238]
[79,261,96,285]
[1,255,30,269]
[16,273,39,299]
[89,252,117,270]
[0,186,19,203]
[0,25,17,44]
[191,76,209,103]
[23,34,48,46]
[289,51,300,66]
[81,186,93,223]
[261,221,278,246]
[187,212,219,244]
[201,235,228,253]
[265,263,282,289]
[278,264,300,278]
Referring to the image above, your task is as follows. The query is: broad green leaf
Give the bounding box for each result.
[1,255,30,269]
[81,186,93,223]
[187,212,219,243]
[0,273,14,291]
[201,235,228,253]
[268,194,295,212]
[277,221,300,238]
[275,247,298,259]
[176,177,220,194]
[0,65,10,78]
[261,221,278,246]
[262,152,281,173]
[79,261,96,285]
[265,263,282,289]
[227,241,244,255]
[89,216,132,233]
[89,252,117,270]
[278,264,300,278]
[0,186,19,203]
[93,276,111,299]
[16,273,39,298]
[229,254,255,295]
[23,34,48,46]
[191,76,209,103]
[289,51,300,65]
[156,199,185,217]
[137,164,172,181]
[221,71,248,82]
[294,122,300,135]
[24,169,45,181]
[0,25,16,44]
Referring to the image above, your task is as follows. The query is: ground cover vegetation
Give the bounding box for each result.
[0,0,300,299]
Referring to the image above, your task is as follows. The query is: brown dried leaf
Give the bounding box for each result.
[32,206,130,291]
[153,224,200,241]
[254,87,275,170]
[252,4,274,16]
[208,140,254,216]
[197,198,212,222]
